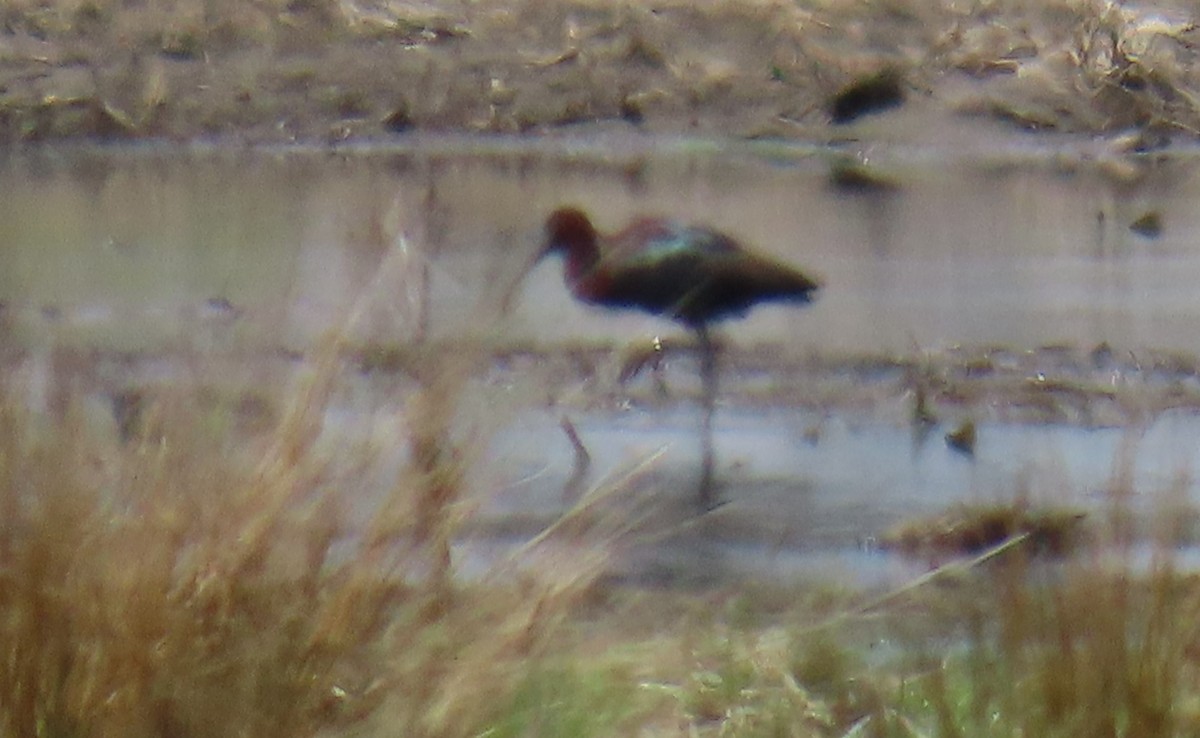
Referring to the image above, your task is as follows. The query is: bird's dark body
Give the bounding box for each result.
[526,206,822,509]
[541,208,820,328]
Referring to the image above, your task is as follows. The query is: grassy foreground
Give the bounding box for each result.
[2,340,1200,737]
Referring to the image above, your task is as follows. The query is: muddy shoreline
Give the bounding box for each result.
[2,1,1199,145]
[8,338,1200,431]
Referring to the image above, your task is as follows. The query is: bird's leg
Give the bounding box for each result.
[617,336,663,382]
[696,325,719,509]
[617,336,670,399]
[559,415,592,504]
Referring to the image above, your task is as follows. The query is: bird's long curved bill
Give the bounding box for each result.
[499,246,549,315]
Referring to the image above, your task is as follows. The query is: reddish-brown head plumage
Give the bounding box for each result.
[542,207,598,257]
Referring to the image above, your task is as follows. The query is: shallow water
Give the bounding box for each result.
[5,136,1200,587]
[5,137,1200,354]
[465,403,1200,584]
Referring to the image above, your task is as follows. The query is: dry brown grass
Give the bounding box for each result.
[0,336,610,738]
[8,338,1200,737]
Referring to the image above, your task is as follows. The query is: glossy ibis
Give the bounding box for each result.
[510,206,822,507]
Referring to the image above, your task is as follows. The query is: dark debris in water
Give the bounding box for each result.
[829,68,905,124]
[827,160,901,195]
[1129,211,1163,239]
[944,420,976,457]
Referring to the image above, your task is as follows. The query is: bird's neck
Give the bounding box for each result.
[559,239,603,290]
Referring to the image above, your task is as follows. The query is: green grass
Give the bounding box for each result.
[899,559,1200,738]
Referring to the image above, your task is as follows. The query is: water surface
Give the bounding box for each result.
[4,137,1200,587]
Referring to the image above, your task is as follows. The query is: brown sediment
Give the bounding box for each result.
[880,502,1090,561]
[0,1,1198,144]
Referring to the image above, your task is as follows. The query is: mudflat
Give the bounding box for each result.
[2,0,1197,144]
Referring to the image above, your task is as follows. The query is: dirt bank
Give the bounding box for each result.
[2,0,1197,145]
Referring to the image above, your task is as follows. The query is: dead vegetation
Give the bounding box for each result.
[0,337,611,738]
[6,333,1200,736]
[0,0,1198,143]
[880,500,1088,561]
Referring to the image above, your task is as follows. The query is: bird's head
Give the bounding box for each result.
[540,207,598,259]
[501,206,599,315]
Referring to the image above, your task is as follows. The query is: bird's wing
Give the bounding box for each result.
[611,224,737,268]
[643,227,818,290]
[597,228,744,317]
[645,225,739,258]
[636,231,815,296]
